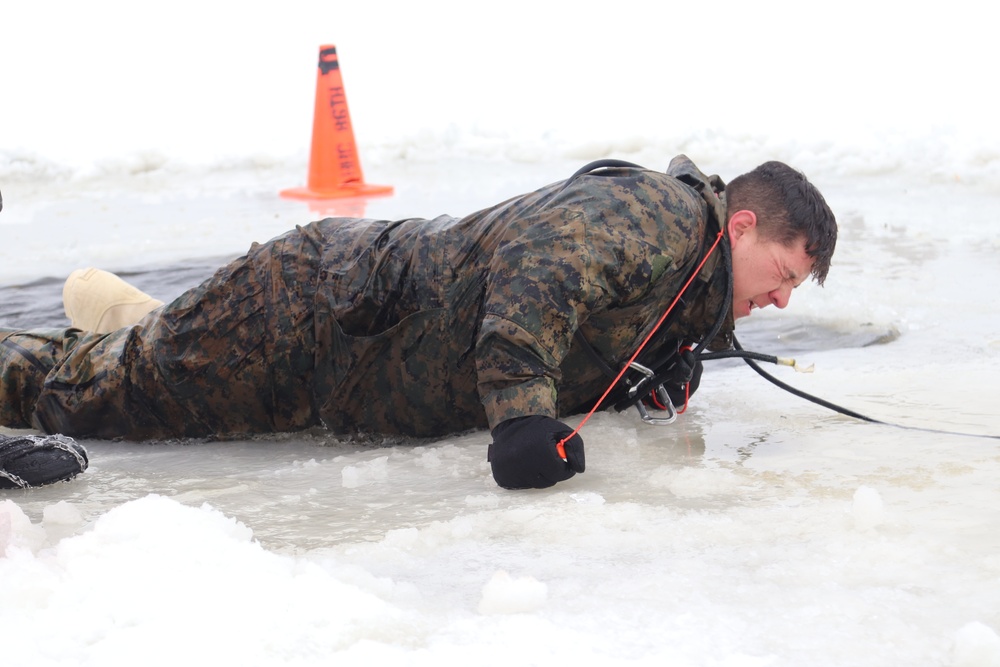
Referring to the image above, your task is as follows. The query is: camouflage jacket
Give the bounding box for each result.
[311,155,734,437]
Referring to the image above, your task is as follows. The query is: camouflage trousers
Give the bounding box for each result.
[0,225,325,439]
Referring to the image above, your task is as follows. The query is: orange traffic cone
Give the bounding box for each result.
[281,45,393,200]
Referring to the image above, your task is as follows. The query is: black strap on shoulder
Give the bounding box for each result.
[567,159,646,182]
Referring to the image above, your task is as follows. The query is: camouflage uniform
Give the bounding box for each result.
[0,155,734,440]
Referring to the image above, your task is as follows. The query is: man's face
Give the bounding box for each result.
[728,211,814,320]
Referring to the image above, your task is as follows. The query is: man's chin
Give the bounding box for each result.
[733,302,753,320]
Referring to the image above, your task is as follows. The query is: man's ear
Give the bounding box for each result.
[727,209,757,242]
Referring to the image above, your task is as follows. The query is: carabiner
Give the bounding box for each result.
[627,362,678,425]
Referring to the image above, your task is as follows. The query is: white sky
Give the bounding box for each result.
[3,1,998,166]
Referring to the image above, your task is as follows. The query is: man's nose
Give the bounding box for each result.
[770,284,792,309]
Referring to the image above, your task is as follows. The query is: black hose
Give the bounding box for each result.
[732,336,880,424]
[729,335,1000,440]
[566,159,646,181]
[701,349,778,365]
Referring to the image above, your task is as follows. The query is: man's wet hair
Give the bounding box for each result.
[726,161,837,285]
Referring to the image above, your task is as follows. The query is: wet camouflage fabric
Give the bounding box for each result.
[0,155,734,440]
[1,227,322,438]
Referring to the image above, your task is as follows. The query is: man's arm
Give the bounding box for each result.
[472,166,716,488]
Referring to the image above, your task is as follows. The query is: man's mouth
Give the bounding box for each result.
[734,300,756,319]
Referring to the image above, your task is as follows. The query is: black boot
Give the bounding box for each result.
[0,433,89,489]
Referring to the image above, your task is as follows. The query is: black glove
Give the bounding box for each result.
[663,348,703,407]
[488,415,585,489]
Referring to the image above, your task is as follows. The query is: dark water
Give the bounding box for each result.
[0,257,231,329]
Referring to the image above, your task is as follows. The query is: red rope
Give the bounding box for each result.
[556,230,725,459]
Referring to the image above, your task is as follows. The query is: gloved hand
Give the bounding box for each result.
[663,347,703,407]
[488,415,585,489]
